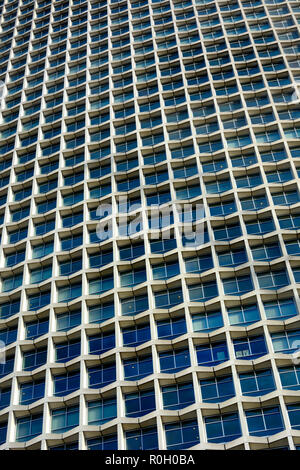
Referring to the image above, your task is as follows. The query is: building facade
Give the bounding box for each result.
[0,0,300,451]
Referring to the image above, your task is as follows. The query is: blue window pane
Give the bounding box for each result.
[228,304,260,326]
[165,420,200,450]
[162,382,195,410]
[192,311,223,332]
[157,317,187,339]
[245,407,284,437]
[159,349,191,373]
[125,389,156,417]
[287,404,300,430]
[234,336,268,360]
[205,413,242,443]
[239,369,276,396]
[126,427,158,450]
[197,342,229,366]
[200,375,235,403]
[279,366,300,390]
[124,355,153,381]
[123,324,151,347]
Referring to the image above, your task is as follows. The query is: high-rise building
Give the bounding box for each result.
[1,0,300,451]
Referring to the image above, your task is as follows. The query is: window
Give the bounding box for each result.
[192,310,223,332]
[159,348,191,373]
[9,227,28,244]
[272,330,300,354]
[286,239,300,255]
[125,389,155,417]
[165,420,200,450]
[0,387,11,410]
[88,398,117,425]
[222,275,253,295]
[218,249,248,267]
[157,317,187,339]
[53,371,80,397]
[119,191,140,210]
[123,355,153,381]
[61,234,83,251]
[87,435,118,450]
[58,282,82,302]
[239,369,275,396]
[23,347,47,371]
[266,169,293,183]
[251,243,281,261]
[122,324,151,347]
[189,281,218,302]
[264,298,297,320]
[126,427,158,450]
[30,264,52,284]
[88,363,116,389]
[89,275,114,293]
[16,414,43,442]
[89,332,115,355]
[0,299,19,320]
[35,219,55,236]
[231,154,257,167]
[0,422,7,445]
[287,404,300,430]
[210,200,237,217]
[200,375,235,402]
[152,262,180,280]
[205,413,242,443]
[162,382,195,410]
[149,211,174,229]
[0,356,14,379]
[56,310,81,331]
[0,327,17,345]
[119,243,144,261]
[121,294,148,316]
[59,258,82,276]
[2,272,23,292]
[6,250,25,267]
[240,195,268,211]
[56,339,80,363]
[49,442,78,450]
[185,255,214,273]
[260,148,286,162]
[89,302,114,324]
[32,241,53,259]
[279,214,300,230]
[20,380,45,405]
[202,158,227,173]
[246,218,275,235]
[279,366,300,390]
[154,287,183,309]
[245,407,284,436]
[257,270,289,289]
[176,184,201,200]
[228,304,261,326]
[214,223,242,241]
[233,335,268,360]
[26,318,49,339]
[51,405,79,433]
[196,341,229,366]
[62,211,83,228]
[272,190,300,206]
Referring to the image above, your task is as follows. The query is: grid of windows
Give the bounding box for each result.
[1,0,300,451]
